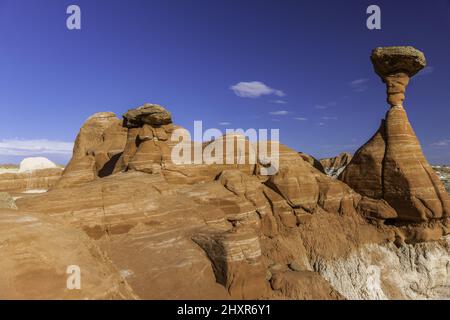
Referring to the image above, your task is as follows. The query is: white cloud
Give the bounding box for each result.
[218,122,231,126]
[293,117,307,121]
[431,139,450,147]
[322,116,338,120]
[231,81,285,98]
[0,139,74,156]
[315,104,328,109]
[271,99,287,104]
[350,78,369,92]
[318,122,325,126]
[269,110,289,116]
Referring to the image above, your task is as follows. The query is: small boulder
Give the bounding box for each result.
[123,103,172,127]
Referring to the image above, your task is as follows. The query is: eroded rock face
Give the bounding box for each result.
[17,140,398,299]
[0,208,136,299]
[0,168,63,193]
[340,46,450,223]
[56,112,127,188]
[315,236,450,300]
[123,103,172,127]
[299,152,325,173]
[371,46,426,107]
[320,152,352,178]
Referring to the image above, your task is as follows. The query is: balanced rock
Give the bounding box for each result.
[340,46,450,222]
[123,103,172,127]
[299,152,325,173]
[371,46,426,107]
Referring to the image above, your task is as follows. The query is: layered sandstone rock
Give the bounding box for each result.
[0,168,63,193]
[370,46,426,107]
[320,152,352,178]
[0,208,136,299]
[17,136,398,299]
[56,112,127,188]
[298,152,325,173]
[340,46,450,223]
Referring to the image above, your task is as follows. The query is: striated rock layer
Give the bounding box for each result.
[340,46,450,223]
[0,208,136,299]
[0,168,63,193]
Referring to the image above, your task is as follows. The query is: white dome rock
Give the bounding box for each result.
[18,157,57,173]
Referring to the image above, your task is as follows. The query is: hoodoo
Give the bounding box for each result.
[340,46,450,223]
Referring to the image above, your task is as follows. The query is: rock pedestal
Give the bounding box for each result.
[371,46,426,107]
[340,46,450,222]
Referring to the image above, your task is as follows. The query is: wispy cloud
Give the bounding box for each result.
[0,139,74,156]
[269,110,289,116]
[218,122,231,126]
[350,78,369,92]
[315,104,328,109]
[322,116,338,120]
[271,99,287,104]
[318,122,325,126]
[231,81,285,98]
[293,117,307,121]
[431,139,450,147]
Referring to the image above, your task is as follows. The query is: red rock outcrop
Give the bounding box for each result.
[17,132,398,299]
[56,112,127,188]
[340,46,450,223]
[0,168,63,193]
[320,152,352,177]
[10,47,449,299]
[0,208,136,299]
[298,152,325,173]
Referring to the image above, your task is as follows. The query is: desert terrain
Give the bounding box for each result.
[1,46,449,300]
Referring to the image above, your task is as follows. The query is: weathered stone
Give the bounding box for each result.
[341,47,450,223]
[123,103,172,127]
[371,46,426,107]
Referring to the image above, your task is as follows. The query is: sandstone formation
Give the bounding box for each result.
[340,46,450,223]
[371,46,426,107]
[16,120,402,299]
[320,152,352,178]
[5,47,450,300]
[298,152,325,173]
[56,112,127,188]
[0,168,63,193]
[0,208,136,299]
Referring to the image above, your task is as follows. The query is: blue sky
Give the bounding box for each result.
[1,0,450,164]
